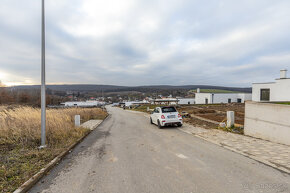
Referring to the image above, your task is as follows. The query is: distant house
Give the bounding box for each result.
[151,98,179,105]
[177,98,195,105]
[62,100,104,107]
[252,69,290,102]
[195,90,252,104]
[124,100,149,107]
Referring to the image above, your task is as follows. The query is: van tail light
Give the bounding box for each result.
[161,115,165,119]
[178,114,182,118]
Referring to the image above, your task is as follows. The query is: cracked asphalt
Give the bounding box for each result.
[29,106,290,193]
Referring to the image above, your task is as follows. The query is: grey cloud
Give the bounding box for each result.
[0,0,290,86]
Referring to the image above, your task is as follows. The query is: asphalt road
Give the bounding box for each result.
[30,106,290,193]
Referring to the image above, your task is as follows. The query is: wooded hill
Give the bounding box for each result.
[10,84,252,93]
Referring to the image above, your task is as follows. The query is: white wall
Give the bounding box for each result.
[152,98,178,105]
[244,101,290,145]
[212,93,252,103]
[195,93,252,104]
[253,79,290,102]
[125,101,149,107]
[125,101,140,107]
[178,98,195,105]
[154,102,177,105]
[195,93,212,104]
[64,101,100,107]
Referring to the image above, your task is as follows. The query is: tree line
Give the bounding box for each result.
[0,87,65,106]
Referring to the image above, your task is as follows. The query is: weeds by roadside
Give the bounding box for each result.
[0,106,107,193]
[218,125,244,134]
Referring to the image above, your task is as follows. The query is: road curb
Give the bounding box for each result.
[13,115,110,193]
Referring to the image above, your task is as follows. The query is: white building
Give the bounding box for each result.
[252,69,290,102]
[62,100,104,107]
[125,100,149,107]
[177,98,195,105]
[195,92,252,104]
[151,98,179,105]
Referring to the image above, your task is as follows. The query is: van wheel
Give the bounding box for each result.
[177,123,183,127]
[157,120,162,129]
[150,118,153,124]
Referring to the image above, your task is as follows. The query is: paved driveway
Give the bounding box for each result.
[30,106,290,193]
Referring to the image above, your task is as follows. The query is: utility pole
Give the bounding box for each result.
[40,0,46,148]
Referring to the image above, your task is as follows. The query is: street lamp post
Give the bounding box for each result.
[40,0,46,148]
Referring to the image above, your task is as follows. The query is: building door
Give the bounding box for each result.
[205,98,208,104]
[237,98,242,103]
[260,89,270,101]
[188,102,190,105]
[228,98,231,103]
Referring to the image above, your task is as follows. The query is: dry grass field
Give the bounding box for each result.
[0,106,107,193]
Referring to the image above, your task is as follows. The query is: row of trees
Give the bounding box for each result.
[0,87,65,106]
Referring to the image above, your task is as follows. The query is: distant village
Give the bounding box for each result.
[0,69,286,147]
[53,69,288,109]
[61,87,251,108]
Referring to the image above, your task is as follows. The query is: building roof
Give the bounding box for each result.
[153,98,179,102]
[196,92,251,94]
[252,82,275,85]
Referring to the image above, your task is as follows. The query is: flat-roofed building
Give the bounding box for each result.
[151,98,179,105]
[245,70,290,145]
[195,92,252,104]
[252,69,290,102]
[177,98,195,105]
[62,100,104,107]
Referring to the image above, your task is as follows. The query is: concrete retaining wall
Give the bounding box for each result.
[244,101,290,145]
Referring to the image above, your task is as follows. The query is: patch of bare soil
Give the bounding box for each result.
[178,103,245,126]
[197,113,226,123]
[183,117,217,129]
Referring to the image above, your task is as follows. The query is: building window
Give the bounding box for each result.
[260,89,270,101]
[237,98,242,103]
[228,99,231,103]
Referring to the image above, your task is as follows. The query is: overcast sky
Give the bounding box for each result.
[0,0,290,86]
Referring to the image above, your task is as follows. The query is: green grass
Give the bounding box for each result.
[275,102,290,105]
[191,89,239,93]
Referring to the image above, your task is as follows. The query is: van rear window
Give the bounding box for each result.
[161,107,177,113]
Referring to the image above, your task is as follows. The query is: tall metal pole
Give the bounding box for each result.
[40,0,46,148]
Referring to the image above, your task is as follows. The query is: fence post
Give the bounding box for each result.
[227,111,234,128]
[75,115,80,127]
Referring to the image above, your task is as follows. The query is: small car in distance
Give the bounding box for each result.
[150,106,183,128]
